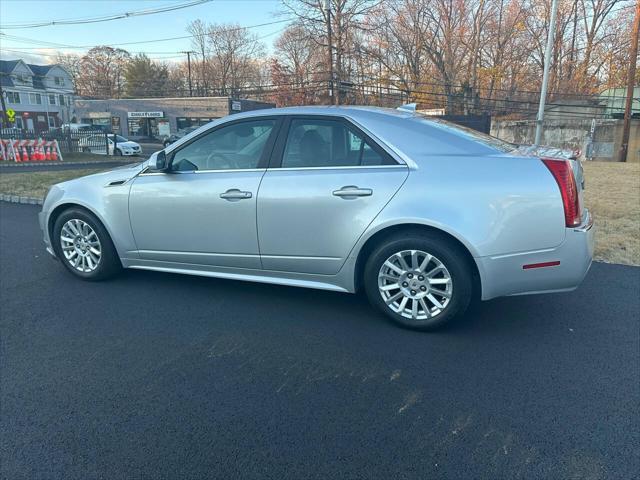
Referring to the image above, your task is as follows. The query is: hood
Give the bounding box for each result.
[115,141,140,148]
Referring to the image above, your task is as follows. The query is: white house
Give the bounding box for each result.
[1,59,74,131]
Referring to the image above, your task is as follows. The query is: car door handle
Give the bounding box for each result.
[332,186,373,198]
[220,189,252,200]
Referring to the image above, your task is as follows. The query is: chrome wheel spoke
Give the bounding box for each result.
[378,249,453,321]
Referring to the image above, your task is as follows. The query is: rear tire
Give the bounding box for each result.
[363,232,473,330]
[52,208,121,281]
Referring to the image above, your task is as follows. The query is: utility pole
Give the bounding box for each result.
[534,0,560,146]
[181,51,194,97]
[325,0,334,106]
[618,0,640,162]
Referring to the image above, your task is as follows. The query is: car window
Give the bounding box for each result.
[171,119,276,172]
[281,119,390,168]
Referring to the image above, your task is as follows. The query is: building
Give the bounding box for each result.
[73,97,275,139]
[0,59,74,131]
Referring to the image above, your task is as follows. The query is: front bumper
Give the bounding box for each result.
[477,210,595,300]
[38,210,57,259]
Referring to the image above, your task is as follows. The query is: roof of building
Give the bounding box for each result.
[0,59,69,90]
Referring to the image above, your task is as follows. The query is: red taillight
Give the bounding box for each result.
[542,158,581,227]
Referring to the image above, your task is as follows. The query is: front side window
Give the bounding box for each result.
[281,118,391,168]
[171,119,276,172]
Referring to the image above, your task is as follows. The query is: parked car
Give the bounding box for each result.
[78,134,142,156]
[162,126,199,148]
[38,106,593,330]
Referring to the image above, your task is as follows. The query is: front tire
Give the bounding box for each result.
[52,208,121,281]
[363,232,473,330]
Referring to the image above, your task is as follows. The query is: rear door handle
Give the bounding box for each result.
[333,186,373,198]
[220,189,252,200]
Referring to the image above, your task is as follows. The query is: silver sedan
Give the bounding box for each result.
[39,106,594,330]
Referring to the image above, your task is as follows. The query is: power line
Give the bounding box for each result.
[0,19,292,50]
[0,0,214,29]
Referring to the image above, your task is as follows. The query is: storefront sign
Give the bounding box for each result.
[127,111,164,118]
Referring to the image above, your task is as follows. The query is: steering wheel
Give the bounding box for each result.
[205,151,237,170]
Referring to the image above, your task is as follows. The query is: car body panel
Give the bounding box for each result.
[257,165,409,274]
[39,106,594,304]
[128,169,265,269]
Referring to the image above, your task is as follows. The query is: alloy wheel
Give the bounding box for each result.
[377,249,453,320]
[60,219,102,273]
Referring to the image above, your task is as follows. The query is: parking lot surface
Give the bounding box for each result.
[1,202,638,479]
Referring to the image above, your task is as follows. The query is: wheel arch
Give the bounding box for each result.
[353,223,482,298]
[48,201,112,247]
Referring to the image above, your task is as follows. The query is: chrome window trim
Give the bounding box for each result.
[267,165,408,172]
[139,167,267,176]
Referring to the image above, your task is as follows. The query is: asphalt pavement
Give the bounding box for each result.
[1,202,638,480]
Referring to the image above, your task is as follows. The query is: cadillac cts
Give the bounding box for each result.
[38,106,594,330]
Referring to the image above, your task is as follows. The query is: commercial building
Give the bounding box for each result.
[73,97,275,139]
[0,59,75,131]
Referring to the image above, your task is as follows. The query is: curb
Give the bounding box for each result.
[0,160,133,168]
[0,193,43,205]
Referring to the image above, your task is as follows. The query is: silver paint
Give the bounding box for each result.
[39,106,594,302]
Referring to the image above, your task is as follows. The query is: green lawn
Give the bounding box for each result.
[0,169,104,198]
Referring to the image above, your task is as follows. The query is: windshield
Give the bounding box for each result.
[414,115,516,153]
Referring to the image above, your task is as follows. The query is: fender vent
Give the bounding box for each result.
[106,179,127,186]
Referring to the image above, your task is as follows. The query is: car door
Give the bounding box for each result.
[129,117,281,269]
[257,116,409,275]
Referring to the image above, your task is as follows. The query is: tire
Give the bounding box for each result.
[115,148,123,156]
[363,232,473,331]
[52,208,121,281]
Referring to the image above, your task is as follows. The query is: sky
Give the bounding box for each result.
[0,0,289,64]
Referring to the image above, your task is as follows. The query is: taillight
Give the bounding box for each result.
[542,158,582,227]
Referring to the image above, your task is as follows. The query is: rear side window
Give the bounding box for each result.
[281,118,393,168]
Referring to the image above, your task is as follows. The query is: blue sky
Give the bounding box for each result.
[0,0,288,64]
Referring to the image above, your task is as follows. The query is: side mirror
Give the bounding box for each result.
[154,150,168,171]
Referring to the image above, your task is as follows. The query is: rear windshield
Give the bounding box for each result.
[414,115,516,153]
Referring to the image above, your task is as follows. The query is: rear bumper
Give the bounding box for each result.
[477,210,594,300]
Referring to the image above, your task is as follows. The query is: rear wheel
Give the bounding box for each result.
[52,208,121,281]
[363,232,473,330]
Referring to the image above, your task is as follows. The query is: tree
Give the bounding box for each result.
[124,54,170,98]
[76,46,130,98]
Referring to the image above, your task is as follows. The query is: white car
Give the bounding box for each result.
[79,135,142,156]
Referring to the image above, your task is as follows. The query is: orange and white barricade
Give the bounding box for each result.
[0,138,64,162]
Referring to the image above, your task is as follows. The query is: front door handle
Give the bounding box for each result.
[332,186,373,198]
[220,189,252,200]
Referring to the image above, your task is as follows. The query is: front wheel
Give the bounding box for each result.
[363,233,473,330]
[52,208,121,281]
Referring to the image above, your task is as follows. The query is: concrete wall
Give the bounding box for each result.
[491,118,640,163]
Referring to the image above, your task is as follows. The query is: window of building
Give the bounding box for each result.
[58,95,65,106]
[48,116,56,128]
[15,74,29,83]
[29,93,42,105]
[281,118,392,168]
[171,119,276,172]
[14,117,24,129]
[54,76,64,86]
[6,91,21,104]
[49,94,57,105]
[176,117,218,131]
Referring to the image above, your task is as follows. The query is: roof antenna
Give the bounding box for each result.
[397,103,417,113]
